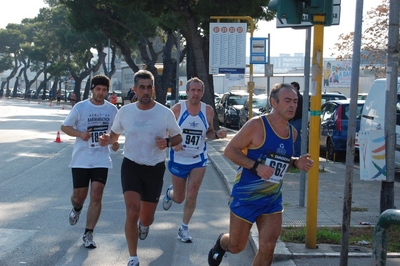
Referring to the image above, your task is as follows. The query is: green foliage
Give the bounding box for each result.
[281,225,400,252]
[332,0,397,77]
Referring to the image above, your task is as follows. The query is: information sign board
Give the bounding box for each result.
[209,23,247,74]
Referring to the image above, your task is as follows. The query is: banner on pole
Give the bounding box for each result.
[359,130,386,181]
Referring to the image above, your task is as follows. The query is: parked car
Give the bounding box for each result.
[321,92,347,105]
[357,93,368,100]
[165,91,188,107]
[320,99,364,160]
[238,94,271,128]
[216,90,251,128]
[214,93,221,105]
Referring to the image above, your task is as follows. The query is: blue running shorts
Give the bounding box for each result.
[229,193,283,224]
[168,159,208,179]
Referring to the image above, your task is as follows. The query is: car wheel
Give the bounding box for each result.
[327,139,335,161]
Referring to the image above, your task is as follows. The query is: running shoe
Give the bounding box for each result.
[177,227,193,243]
[138,221,149,240]
[208,233,226,266]
[127,260,139,266]
[162,185,173,210]
[82,231,96,248]
[69,208,81,225]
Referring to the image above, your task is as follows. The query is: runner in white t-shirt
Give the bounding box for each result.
[99,70,182,266]
[61,74,118,249]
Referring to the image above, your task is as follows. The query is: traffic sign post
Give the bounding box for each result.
[250,37,268,64]
[268,0,341,249]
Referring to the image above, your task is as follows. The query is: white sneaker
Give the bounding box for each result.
[82,231,96,248]
[127,259,139,266]
[69,208,81,225]
[138,221,149,240]
[177,227,193,243]
[162,185,173,210]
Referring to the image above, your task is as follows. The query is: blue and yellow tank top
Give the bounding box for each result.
[230,115,294,205]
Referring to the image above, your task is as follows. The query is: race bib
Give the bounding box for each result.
[182,128,203,150]
[264,153,291,183]
[88,125,108,148]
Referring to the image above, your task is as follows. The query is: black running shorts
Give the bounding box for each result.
[71,168,108,188]
[121,157,165,203]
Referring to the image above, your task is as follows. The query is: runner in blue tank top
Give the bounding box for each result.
[162,77,227,243]
[208,83,315,266]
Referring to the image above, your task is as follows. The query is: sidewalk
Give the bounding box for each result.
[206,136,400,261]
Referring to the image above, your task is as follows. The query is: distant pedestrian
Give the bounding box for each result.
[289,81,303,157]
[61,74,119,249]
[49,90,54,102]
[70,92,76,107]
[99,70,182,266]
[162,77,227,243]
[56,91,61,105]
[109,91,118,105]
[208,83,314,266]
[128,89,137,103]
[26,89,32,103]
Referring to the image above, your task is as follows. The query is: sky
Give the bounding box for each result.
[0,0,379,58]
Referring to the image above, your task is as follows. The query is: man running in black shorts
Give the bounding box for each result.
[99,70,182,266]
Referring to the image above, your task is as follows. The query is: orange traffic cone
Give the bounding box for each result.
[54,131,62,143]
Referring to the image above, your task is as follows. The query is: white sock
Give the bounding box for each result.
[129,256,138,263]
[181,222,188,230]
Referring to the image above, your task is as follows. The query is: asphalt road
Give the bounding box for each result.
[0,98,254,266]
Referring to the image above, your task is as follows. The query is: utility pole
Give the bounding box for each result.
[381,0,399,213]
[340,0,363,264]
[299,27,312,207]
[175,30,180,105]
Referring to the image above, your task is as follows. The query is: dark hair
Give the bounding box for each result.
[186,77,204,91]
[270,83,295,106]
[134,70,154,87]
[290,81,300,90]
[91,74,110,90]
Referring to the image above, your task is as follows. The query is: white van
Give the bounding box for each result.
[359,78,400,167]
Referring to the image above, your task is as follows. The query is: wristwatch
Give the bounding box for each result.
[166,138,171,147]
[249,161,259,174]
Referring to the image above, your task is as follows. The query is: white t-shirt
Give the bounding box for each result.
[111,102,182,166]
[62,99,118,168]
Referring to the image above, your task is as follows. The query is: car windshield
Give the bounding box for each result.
[179,93,188,100]
[342,104,364,119]
[228,95,247,105]
[253,98,268,109]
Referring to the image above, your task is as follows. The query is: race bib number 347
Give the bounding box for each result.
[264,153,291,183]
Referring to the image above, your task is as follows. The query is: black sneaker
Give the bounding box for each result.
[208,233,226,266]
